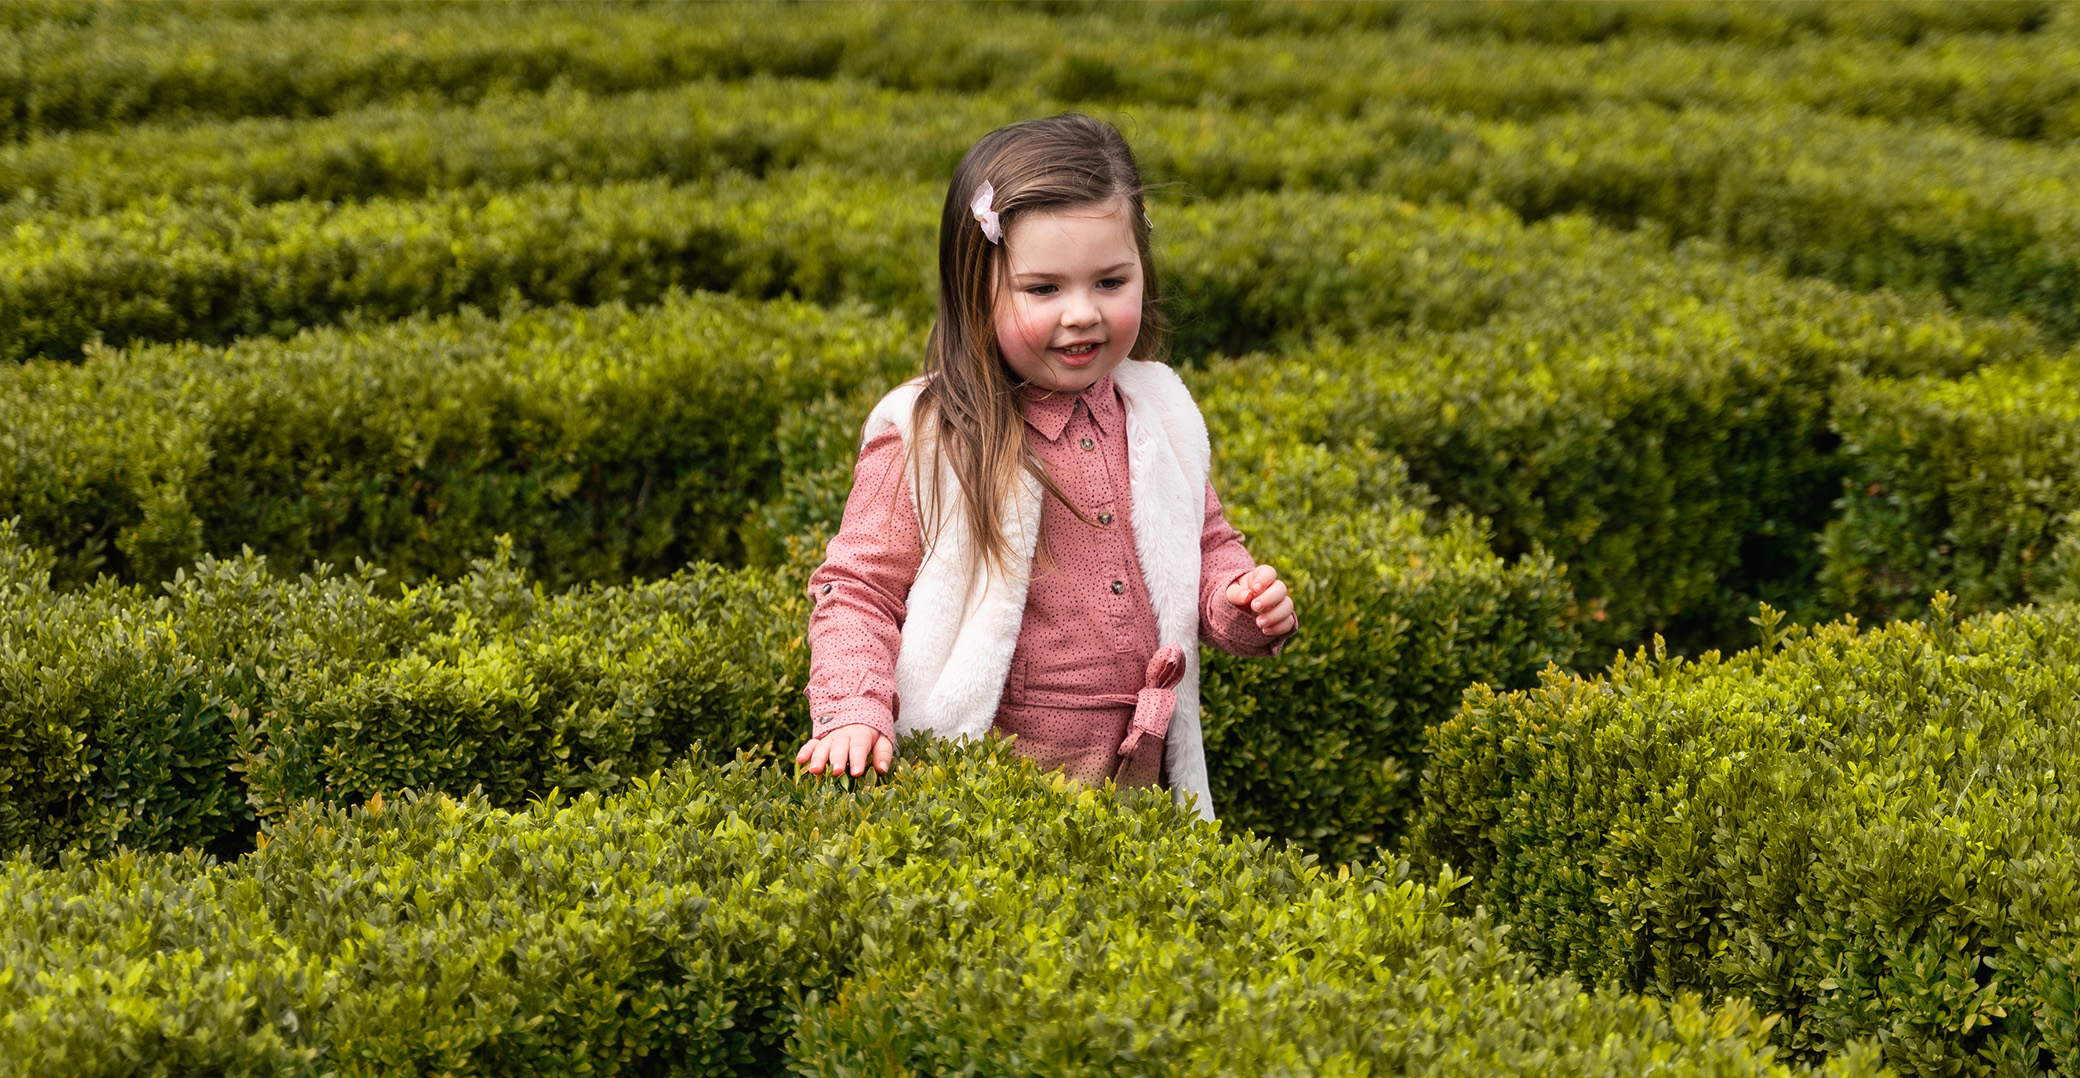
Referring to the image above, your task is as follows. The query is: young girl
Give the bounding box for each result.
[792,114,1297,821]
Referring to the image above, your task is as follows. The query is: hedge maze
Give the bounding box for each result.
[3,2,2078,1074]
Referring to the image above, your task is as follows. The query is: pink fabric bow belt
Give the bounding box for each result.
[1004,643,1186,789]
[1114,643,1187,760]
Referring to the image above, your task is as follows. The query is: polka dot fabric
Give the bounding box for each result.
[804,372,1290,790]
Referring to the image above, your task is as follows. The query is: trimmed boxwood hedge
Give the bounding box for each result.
[1822,358,2080,622]
[1190,260,2046,656]
[6,0,2072,143]
[1409,598,2080,1076]
[0,521,807,860]
[0,290,919,586]
[0,736,1884,1078]
[1194,424,1577,865]
[16,75,2080,346]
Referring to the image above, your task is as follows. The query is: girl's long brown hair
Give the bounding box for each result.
[913,113,1169,579]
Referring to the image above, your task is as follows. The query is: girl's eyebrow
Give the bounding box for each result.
[1012,262,1137,282]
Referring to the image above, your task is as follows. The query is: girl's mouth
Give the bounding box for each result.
[1052,341,1102,365]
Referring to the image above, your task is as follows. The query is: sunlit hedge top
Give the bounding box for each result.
[1412,598,2080,1074]
[0,737,1879,1078]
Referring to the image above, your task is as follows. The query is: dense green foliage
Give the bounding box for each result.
[1423,103,2080,339]
[11,75,2080,349]
[0,737,1883,1078]
[0,521,806,860]
[16,76,2080,343]
[5,0,2075,142]
[1198,438,1576,863]
[1,289,917,585]
[1410,599,2080,1075]
[1824,360,2080,621]
[1192,243,2045,654]
[0,170,940,364]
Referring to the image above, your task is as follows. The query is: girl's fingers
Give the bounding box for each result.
[1250,579,1288,613]
[801,728,894,778]
[1256,596,1295,635]
[1229,564,1277,607]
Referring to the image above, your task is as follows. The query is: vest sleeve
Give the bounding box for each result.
[804,425,922,742]
[1198,480,1294,657]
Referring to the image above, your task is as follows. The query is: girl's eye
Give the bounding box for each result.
[1099,278,1126,290]
[1027,284,1058,296]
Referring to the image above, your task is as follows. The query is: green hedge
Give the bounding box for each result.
[0,173,1641,363]
[1822,359,2080,622]
[1194,431,1577,865]
[0,78,999,225]
[0,169,945,364]
[9,156,2051,365]
[0,289,917,585]
[0,76,1463,221]
[0,1,873,140]
[0,0,408,31]
[1190,239,2049,655]
[0,520,809,861]
[12,0,2042,45]
[1409,598,2080,1076]
[11,76,2080,337]
[1431,102,2080,339]
[1091,0,2059,44]
[0,197,1657,575]
[0,736,1883,1078]
[7,0,2075,145]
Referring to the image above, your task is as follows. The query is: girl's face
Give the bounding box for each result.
[992,200,1144,393]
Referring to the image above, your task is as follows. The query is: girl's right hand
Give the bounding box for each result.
[796,724,894,777]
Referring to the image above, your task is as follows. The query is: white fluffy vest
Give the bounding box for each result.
[860,360,1215,820]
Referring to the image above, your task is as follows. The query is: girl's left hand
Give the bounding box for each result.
[1226,564,1297,637]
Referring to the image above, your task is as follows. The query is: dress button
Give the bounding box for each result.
[1098,512,1113,525]
[1080,437,1095,451]
[1110,580,1125,594]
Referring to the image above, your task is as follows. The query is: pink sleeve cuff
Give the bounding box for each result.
[808,696,896,743]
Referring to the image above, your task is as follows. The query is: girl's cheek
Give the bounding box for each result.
[994,295,1037,359]
[1112,297,1142,354]
[1016,304,1054,356]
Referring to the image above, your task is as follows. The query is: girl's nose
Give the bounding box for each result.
[1061,290,1100,328]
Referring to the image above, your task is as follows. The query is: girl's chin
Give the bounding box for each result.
[1038,354,1118,391]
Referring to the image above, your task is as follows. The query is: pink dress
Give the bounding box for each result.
[804,372,1292,789]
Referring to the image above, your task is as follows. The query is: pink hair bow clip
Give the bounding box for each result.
[970,181,1003,244]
